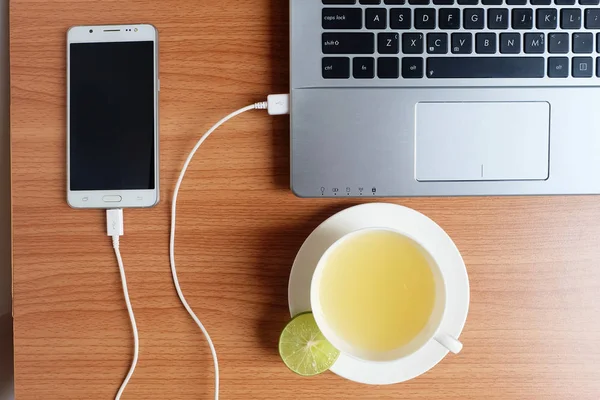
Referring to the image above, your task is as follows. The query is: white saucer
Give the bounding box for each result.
[288,203,470,385]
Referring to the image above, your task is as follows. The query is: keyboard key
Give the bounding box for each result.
[548,33,569,53]
[598,33,600,52]
[322,8,363,30]
[322,57,350,78]
[457,0,478,3]
[506,0,527,4]
[585,9,600,29]
[426,57,544,78]
[360,0,382,3]
[439,8,460,29]
[572,57,593,77]
[530,0,551,4]
[403,33,424,53]
[452,33,473,53]
[597,58,600,77]
[512,9,533,29]
[555,0,575,4]
[488,9,509,30]
[323,0,357,4]
[378,33,400,54]
[573,32,593,53]
[561,9,582,29]
[384,0,407,3]
[548,57,569,77]
[323,33,375,54]
[433,0,454,3]
[390,8,412,29]
[476,33,497,54]
[482,0,502,4]
[581,0,600,4]
[524,33,545,53]
[402,57,424,78]
[415,8,436,29]
[353,57,375,78]
[537,9,558,29]
[500,33,521,54]
[464,9,484,29]
[378,57,400,78]
[427,33,448,53]
[409,0,430,3]
[366,8,387,29]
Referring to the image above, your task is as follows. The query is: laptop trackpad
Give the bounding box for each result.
[415,102,550,182]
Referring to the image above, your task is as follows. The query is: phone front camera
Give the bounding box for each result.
[89,29,93,33]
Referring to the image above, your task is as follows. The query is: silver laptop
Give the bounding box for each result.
[290,0,600,197]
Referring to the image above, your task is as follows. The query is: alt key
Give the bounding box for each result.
[548,57,568,78]
[402,57,424,78]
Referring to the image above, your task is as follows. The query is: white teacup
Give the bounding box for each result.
[310,227,463,363]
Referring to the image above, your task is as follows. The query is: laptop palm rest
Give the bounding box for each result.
[415,102,550,182]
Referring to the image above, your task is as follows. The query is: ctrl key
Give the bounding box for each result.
[323,57,350,79]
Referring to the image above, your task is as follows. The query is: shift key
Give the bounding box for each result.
[323,33,375,54]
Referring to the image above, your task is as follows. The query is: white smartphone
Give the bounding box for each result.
[67,24,159,209]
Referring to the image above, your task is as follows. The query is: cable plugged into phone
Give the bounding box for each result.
[169,94,289,400]
[107,209,124,237]
[103,94,290,400]
[106,208,140,400]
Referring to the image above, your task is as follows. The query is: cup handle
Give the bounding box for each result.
[434,333,463,354]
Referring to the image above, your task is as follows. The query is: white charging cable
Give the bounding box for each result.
[169,94,290,400]
[106,209,139,400]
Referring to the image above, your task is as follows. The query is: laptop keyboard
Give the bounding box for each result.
[321,0,600,79]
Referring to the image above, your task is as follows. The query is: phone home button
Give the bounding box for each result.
[103,195,122,203]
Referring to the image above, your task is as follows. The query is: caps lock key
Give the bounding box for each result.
[322,8,363,29]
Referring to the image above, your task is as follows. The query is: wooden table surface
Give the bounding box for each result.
[9,0,600,399]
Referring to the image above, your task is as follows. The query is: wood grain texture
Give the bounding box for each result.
[9,0,600,399]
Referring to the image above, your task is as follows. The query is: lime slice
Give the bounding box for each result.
[278,312,340,376]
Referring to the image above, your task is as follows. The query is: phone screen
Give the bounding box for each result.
[69,41,155,191]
